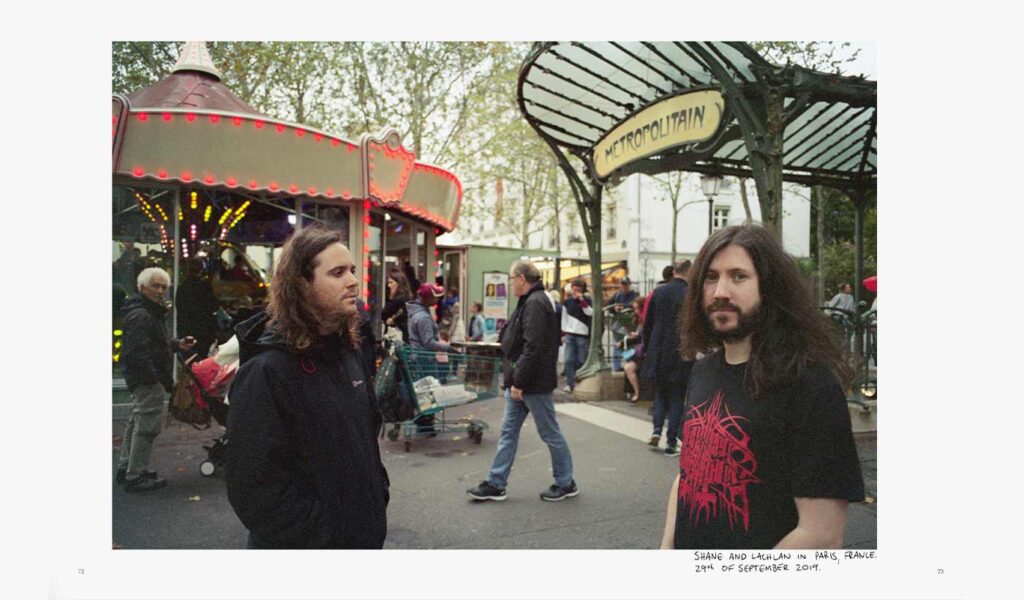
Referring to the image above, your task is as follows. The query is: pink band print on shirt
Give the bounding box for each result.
[678,391,760,532]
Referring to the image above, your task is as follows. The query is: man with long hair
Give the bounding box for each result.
[225,227,389,549]
[660,225,863,549]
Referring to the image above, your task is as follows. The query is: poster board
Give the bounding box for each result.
[481,271,509,342]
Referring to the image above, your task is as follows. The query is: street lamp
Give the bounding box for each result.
[700,174,723,237]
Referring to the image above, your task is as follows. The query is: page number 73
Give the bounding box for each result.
[937,569,944,575]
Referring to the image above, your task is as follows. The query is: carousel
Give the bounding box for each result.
[112,42,462,373]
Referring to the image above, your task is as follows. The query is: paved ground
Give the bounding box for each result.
[112,383,876,549]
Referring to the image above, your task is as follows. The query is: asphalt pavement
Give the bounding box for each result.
[111,382,876,550]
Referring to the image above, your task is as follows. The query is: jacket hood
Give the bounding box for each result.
[406,300,430,318]
[235,311,287,364]
[122,293,166,318]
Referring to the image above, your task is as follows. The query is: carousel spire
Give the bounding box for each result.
[172,41,222,80]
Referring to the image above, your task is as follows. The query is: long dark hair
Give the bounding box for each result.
[387,268,412,300]
[680,225,852,399]
[267,226,359,352]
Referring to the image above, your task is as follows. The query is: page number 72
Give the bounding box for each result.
[937,569,944,575]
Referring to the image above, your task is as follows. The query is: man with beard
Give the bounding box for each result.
[225,227,389,549]
[660,225,863,549]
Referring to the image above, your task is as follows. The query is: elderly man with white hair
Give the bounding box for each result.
[116,267,195,492]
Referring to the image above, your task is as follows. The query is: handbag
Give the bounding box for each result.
[167,361,211,428]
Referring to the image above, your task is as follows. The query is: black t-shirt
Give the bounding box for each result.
[674,351,864,549]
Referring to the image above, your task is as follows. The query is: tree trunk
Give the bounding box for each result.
[814,186,828,304]
[764,88,785,240]
[738,178,753,224]
[671,201,678,264]
[577,184,606,380]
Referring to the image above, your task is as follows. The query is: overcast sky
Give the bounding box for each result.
[844,41,876,78]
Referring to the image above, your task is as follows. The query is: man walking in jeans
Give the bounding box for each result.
[467,260,577,502]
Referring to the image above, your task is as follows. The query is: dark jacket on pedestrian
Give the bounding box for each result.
[500,282,560,394]
[641,278,692,386]
[407,300,450,351]
[225,311,390,549]
[381,293,409,342]
[120,294,178,392]
[175,275,220,357]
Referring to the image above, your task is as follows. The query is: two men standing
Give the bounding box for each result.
[467,260,578,502]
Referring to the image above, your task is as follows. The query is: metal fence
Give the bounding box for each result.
[820,305,877,403]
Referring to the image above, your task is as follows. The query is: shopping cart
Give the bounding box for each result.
[392,344,503,452]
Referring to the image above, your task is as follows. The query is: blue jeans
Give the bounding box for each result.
[652,381,685,447]
[563,334,589,390]
[611,332,625,372]
[487,389,574,489]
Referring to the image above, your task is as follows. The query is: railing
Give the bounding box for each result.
[820,305,877,403]
[603,304,639,373]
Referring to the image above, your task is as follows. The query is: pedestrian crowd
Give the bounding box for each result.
[116,224,865,550]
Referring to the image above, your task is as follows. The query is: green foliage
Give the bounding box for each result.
[810,187,876,296]
[112,42,179,94]
[749,41,861,74]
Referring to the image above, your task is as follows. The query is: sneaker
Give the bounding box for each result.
[117,468,157,484]
[540,480,579,502]
[563,385,572,393]
[124,473,167,493]
[664,444,680,457]
[467,480,507,502]
[648,434,661,447]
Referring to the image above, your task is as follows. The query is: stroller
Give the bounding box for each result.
[168,336,239,476]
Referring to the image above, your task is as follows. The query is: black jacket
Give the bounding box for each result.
[225,312,389,549]
[381,293,409,342]
[641,278,693,386]
[500,282,559,394]
[120,294,177,392]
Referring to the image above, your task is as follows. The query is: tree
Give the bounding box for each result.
[652,171,708,264]
[743,42,863,238]
[112,42,179,94]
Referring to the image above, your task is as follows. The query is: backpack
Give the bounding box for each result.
[375,340,414,422]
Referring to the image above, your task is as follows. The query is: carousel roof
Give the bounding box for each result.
[113,43,462,232]
[126,42,264,116]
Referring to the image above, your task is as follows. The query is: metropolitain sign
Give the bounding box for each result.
[592,89,725,180]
